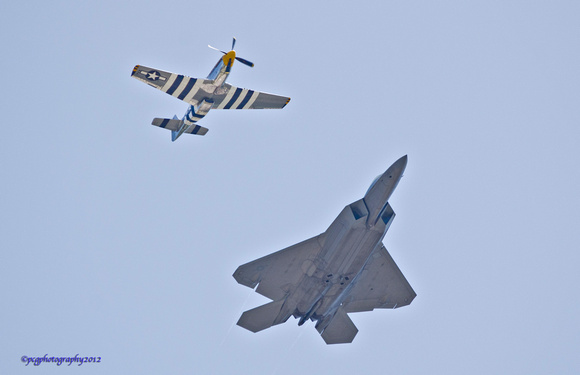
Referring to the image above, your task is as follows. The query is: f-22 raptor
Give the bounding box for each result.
[234,156,416,344]
[131,38,290,141]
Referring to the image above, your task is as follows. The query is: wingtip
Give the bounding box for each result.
[131,65,139,76]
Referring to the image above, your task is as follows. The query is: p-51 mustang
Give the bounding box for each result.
[131,38,291,141]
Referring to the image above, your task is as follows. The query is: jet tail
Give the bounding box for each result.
[237,299,293,333]
[319,307,358,344]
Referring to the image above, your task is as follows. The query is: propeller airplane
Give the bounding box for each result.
[131,38,291,141]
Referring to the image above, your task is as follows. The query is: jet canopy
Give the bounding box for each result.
[365,175,382,196]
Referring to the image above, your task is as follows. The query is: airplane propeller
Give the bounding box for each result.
[208,37,255,68]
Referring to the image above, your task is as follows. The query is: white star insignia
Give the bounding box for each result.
[139,69,167,82]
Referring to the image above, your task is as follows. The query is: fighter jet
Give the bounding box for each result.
[233,155,416,344]
[131,38,290,141]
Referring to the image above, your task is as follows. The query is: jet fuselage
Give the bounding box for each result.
[290,156,407,331]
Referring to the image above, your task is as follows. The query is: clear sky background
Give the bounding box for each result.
[1,1,579,374]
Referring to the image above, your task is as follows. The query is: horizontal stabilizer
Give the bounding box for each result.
[183,123,209,136]
[152,118,183,131]
[320,307,358,344]
[151,118,208,137]
[237,299,287,333]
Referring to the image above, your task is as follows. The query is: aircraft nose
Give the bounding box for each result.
[223,50,236,64]
[395,155,408,172]
[363,155,408,226]
[387,155,407,181]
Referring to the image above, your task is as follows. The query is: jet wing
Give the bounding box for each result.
[342,244,416,313]
[233,234,324,301]
[131,65,214,105]
[212,84,291,110]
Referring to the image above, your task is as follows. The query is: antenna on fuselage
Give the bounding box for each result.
[208,37,255,68]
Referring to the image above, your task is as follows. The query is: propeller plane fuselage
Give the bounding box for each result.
[208,50,236,86]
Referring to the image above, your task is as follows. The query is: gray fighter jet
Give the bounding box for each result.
[233,156,416,344]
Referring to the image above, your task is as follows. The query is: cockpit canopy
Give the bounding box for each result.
[365,174,382,196]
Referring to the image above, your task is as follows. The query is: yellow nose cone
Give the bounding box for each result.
[223,50,236,65]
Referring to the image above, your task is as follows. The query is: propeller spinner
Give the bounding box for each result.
[208,37,254,68]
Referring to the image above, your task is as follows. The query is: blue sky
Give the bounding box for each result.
[2,1,579,374]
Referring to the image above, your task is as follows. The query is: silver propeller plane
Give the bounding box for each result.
[131,38,290,141]
[234,156,416,344]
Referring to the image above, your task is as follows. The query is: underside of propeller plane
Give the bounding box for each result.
[131,38,291,141]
